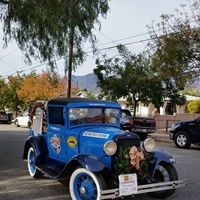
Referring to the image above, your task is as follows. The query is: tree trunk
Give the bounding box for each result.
[67,28,74,98]
[133,99,139,118]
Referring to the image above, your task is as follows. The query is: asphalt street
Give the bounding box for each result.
[0,124,200,200]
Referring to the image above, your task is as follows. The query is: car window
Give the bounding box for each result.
[48,107,65,125]
[22,112,29,117]
[69,108,119,126]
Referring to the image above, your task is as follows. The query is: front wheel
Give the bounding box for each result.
[148,162,178,198]
[174,131,191,148]
[69,168,106,200]
[27,147,42,178]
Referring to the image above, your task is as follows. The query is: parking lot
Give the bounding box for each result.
[0,124,200,200]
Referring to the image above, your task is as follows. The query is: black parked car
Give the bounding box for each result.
[170,117,200,148]
[0,111,11,124]
[120,109,156,140]
[120,109,133,131]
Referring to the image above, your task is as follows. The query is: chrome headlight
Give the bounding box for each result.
[103,141,117,156]
[143,138,156,152]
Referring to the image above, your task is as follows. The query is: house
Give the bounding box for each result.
[118,95,200,116]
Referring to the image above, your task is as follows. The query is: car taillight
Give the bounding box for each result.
[130,118,134,126]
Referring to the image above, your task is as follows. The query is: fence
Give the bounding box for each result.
[155,113,200,133]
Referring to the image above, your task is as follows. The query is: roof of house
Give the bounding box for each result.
[185,95,200,101]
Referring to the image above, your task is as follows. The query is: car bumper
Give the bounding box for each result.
[131,128,156,133]
[0,119,9,123]
[169,131,175,140]
[100,179,185,199]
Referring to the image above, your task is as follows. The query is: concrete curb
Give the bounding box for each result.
[149,133,172,143]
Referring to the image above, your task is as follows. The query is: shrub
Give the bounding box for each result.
[187,100,200,113]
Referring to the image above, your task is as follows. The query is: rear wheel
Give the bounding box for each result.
[69,168,106,200]
[15,119,19,127]
[174,131,191,148]
[148,162,178,198]
[27,147,42,178]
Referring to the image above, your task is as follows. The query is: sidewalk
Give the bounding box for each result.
[149,129,172,143]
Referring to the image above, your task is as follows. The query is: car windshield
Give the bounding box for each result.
[69,107,119,126]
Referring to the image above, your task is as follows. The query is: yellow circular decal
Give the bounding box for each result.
[67,136,77,148]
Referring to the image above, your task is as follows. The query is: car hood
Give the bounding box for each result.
[80,126,125,140]
[172,119,195,129]
[71,126,125,157]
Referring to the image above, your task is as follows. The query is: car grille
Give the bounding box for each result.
[111,132,140,172]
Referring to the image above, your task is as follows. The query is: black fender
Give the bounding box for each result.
[23,136,48,165]
[59,154,107,179]
[149,149,175,176]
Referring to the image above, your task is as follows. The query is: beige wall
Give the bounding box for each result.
[155,113,200,129]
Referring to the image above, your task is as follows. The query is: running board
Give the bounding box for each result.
[100,180,185,199]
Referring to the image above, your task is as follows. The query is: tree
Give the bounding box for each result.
[187,100,200,113]
[0,74,24,113]
[0,0,110,97]
[17,72,65,103]
[6,75,25,113]
[147,1,200,88]
[0,77,8,110]
[181,86,200,97]
[94,45,165,117]
[94,45,186,116]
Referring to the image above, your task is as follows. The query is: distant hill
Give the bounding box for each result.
[185,78,200,90]
[72,73,99,93]
[71,74,200,95]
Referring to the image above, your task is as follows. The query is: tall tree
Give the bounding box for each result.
[0,0,110,97]
[147,0,200,88]
[94,45,164,117]
[6,75,24,113]
[0,77,8,110]
[0,74,24,114]
[17,72,65,103]
[94,45,186,116]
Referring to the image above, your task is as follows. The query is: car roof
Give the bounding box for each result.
[47,98,120,108]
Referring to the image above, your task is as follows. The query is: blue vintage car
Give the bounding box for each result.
[23,98,184,199]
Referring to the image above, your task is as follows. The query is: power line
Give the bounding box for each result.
[96,31,150,47]
[1,18,199,78]
[1,36,152,78]
[0,48,19,60]
[1,62,46,78]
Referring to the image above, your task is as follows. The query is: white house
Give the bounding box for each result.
[118,95,200,116]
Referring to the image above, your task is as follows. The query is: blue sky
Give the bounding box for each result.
[0,0,188,77]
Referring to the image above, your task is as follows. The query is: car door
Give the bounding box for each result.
[47,106,68,163]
